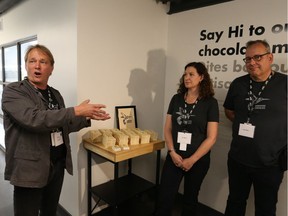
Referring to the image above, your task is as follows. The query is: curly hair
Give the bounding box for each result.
[177,62,214,99]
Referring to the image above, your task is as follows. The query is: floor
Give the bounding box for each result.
[0,149,224,216]
[94,187,224,216]
[0,149,14,216]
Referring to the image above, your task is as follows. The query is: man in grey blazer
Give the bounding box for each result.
[2,44,110,216]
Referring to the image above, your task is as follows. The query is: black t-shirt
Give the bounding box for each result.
[167,93,219,158]
[223,72,287,168]
[38,87,66,163]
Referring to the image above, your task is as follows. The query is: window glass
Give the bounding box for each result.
[4,45,18,82]
[21,40,37,80]
[0,37,37,149]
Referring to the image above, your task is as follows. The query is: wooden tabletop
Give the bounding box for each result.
[83,138,165,162]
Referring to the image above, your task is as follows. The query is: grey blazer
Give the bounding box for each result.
[2,79,90,188]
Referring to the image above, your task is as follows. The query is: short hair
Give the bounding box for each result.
[24,44,55,66]
[246,40,271,53]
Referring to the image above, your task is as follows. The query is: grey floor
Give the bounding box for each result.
[0,149,14,216]
[0,149,223,216]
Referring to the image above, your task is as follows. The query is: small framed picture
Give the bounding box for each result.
[115,105,138,129]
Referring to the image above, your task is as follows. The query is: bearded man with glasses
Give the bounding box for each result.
[223,40,287,216]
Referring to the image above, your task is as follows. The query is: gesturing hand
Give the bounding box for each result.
[74,100,110,121]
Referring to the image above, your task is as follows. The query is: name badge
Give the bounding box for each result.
[51,131,64,147]
[238,123,255,138]
[177,132,192,151]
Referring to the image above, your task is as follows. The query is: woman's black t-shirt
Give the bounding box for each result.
[167,93,219,158]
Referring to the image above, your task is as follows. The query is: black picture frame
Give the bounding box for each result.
[115,105,138,129]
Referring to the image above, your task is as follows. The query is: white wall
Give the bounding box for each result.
[165,0,287,215]
[77,1,168,215]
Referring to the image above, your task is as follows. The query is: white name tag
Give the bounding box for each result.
[177,132,192,151]
[51,131,64,147]
[239,123,255,138]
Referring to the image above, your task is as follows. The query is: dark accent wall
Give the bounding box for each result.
[158,0,234,14]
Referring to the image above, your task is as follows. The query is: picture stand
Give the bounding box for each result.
[115,105,138,129]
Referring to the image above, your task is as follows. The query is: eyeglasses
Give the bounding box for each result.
[243,52,270,63]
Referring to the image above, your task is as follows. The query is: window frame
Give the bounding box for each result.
[0,36,37,150]
[0,35,37,116]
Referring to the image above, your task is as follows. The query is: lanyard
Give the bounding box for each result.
[247,72,273,123]
[181,96,199,132]
[47,88,59,110]
[36,86,61,133]
[38,87,59,110]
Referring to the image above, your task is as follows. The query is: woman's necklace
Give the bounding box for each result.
[184,92,199,104]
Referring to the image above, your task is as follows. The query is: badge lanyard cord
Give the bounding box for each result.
[38,87,60,133]
[47,88,58,110]
[37,86,58,110]
[182,97,199,132]
[247,72,273,123]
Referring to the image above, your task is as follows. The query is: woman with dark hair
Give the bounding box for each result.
[156,62,219,216]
